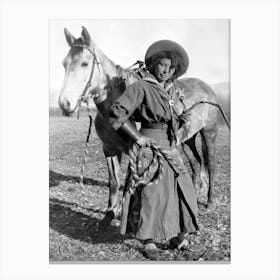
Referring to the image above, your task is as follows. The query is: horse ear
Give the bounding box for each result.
[81,26,92,46]
[64,28,76,46]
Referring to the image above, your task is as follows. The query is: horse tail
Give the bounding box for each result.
[214,102,231,130]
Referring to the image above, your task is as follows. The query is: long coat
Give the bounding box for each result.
[109,75,199,242]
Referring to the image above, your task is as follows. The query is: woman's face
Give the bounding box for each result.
[153,58,176,83]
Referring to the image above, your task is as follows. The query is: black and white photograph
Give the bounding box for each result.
[1,0,280,279]
[49,19,231,262]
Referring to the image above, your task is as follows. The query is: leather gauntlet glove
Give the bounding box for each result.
[118,120,142,142]
[118,121,157,147]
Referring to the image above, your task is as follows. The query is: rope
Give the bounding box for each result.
[127,144,164,192]
[78,105,92,203]
[126,142,188,195]
[78,104,107,213]
[185,100,231,130]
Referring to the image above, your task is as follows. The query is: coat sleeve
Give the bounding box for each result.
[109,82,145,130]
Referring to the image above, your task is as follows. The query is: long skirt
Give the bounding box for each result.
[120,127,199,242]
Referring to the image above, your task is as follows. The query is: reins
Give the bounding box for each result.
[69,44,108,211]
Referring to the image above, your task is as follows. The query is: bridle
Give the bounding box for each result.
[70,44,101,116]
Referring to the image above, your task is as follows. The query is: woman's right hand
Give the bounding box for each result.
[136,136,157,147]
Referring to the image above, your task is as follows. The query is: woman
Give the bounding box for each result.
[109,40,199,260]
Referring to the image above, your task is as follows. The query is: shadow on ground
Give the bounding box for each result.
[49,170,107,188]
[49,198,123,245]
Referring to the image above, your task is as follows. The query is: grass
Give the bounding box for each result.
[49,111,231,262]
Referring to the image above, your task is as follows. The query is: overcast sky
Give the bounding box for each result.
[50,19,229,97]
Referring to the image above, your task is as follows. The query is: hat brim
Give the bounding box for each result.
[145,40,189,79]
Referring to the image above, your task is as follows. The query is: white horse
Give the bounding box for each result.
[58,26,224,229]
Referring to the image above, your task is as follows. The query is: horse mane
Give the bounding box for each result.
[114,63,147,91]
[94,46,149,109]
[98,63,147,112]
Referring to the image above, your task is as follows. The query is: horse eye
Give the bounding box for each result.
[81,62,89,67]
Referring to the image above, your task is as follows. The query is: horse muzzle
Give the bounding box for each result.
[58,96,79,117]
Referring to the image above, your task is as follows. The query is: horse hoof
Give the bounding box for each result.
[98,211,115,231]
[206,200,216,211]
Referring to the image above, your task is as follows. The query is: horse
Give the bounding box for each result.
[58,26,225,229]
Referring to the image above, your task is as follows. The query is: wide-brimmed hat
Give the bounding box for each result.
[145,40,189,79]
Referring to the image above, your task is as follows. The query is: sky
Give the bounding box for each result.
[50,19,230,106]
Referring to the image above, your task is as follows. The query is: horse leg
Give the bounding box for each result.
[184,133,208,205]
[182,134,200,187]
[200,125,218,210]
[98,151,122,230]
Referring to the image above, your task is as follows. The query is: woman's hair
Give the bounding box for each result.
[145,51,181,80]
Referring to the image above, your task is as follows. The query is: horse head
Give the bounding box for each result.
[58,26,106,116]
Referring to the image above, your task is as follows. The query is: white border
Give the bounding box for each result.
[1,1,280,280]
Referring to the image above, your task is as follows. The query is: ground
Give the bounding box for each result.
[49,110,230,262]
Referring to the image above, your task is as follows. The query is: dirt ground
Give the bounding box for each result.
[49,110,230,262]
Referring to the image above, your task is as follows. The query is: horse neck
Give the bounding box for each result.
[95,48,118,81]
[92,49,126,112]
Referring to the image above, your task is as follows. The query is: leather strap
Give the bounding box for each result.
[141,123,169,130]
